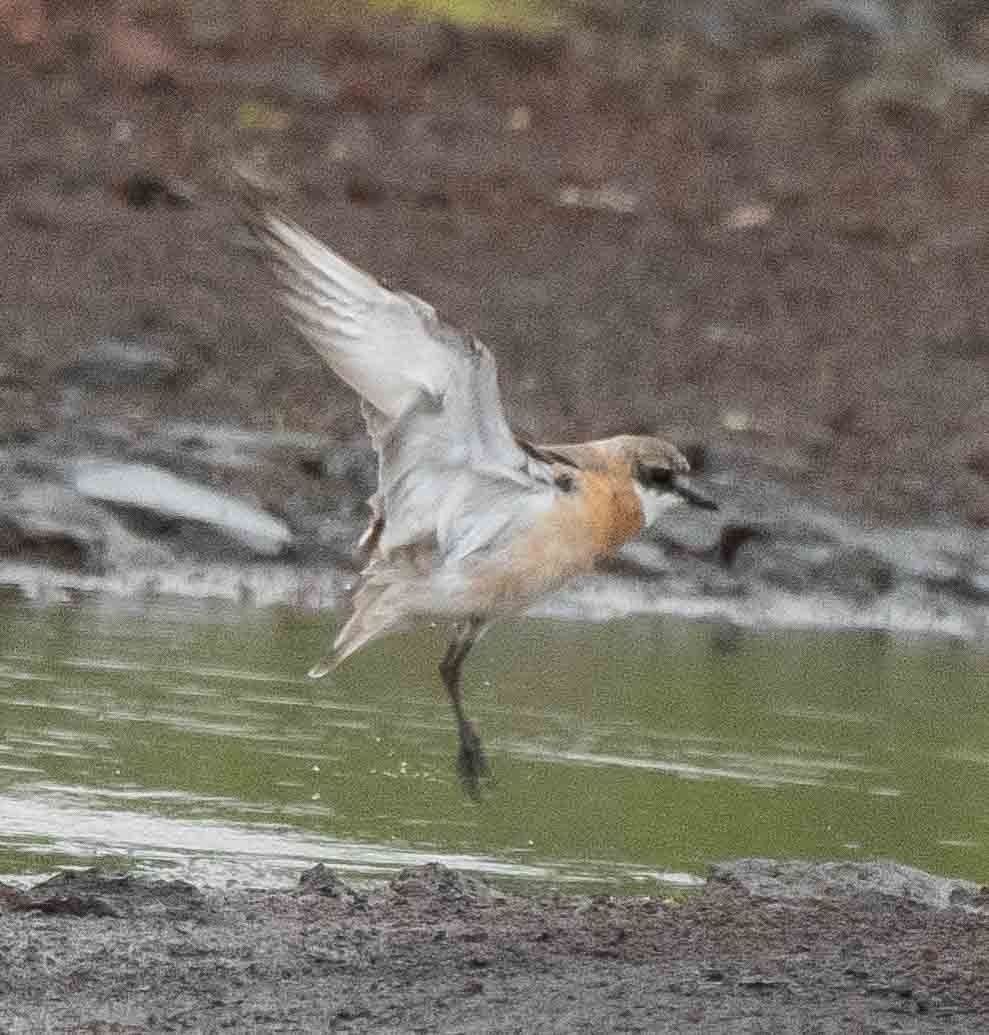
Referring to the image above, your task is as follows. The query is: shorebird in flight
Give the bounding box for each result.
[242,194,718,796]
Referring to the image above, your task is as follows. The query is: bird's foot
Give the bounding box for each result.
[456,722,491,800]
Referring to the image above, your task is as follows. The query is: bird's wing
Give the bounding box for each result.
[245,206,552,555]
[520,437,641,472]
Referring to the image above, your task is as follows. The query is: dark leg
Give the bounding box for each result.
[439,617,489,798]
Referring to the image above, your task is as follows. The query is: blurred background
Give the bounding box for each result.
[2,0,988,548]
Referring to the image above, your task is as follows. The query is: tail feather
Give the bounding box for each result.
[307,568,422,679]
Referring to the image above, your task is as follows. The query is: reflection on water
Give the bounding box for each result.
[0,598,986,891]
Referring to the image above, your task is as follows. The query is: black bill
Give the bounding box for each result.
[672,474,719,511]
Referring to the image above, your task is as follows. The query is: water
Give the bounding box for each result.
[0,597,986,892]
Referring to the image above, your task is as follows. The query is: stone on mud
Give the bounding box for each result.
[72,459,293,557]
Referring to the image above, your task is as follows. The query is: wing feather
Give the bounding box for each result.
[244,201,554,558]
[251,213,454,417]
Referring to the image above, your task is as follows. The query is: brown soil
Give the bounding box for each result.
[3,3,988,532]
[3,861,989,1034]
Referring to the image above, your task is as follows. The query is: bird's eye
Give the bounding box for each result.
[646,467,673,488]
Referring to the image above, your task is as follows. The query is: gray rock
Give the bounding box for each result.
[58,337,177,388]
[710,857,986,912]
[0,481,173,570]
[72,460,293,557]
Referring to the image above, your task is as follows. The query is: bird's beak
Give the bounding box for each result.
[672,474,719,511]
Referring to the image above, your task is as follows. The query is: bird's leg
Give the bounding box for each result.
[439,617,488,797]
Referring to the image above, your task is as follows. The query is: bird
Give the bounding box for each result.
[240,188,718,796]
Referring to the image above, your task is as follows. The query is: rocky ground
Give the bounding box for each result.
[4,859,989,1034]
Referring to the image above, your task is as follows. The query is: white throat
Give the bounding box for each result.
[635,482,682,530]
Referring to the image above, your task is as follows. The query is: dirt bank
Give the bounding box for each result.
[2,3,988,532]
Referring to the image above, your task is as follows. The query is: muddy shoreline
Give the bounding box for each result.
[3,859,989,1033]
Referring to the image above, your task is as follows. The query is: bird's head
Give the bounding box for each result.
[621,435,719,527]
[530,433,719,529]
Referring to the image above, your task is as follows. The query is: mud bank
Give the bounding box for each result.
[2,451,987,644]
[3,859,989,1033]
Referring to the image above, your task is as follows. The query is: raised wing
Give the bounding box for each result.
[244,204,548,556]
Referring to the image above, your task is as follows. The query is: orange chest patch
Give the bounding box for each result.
[575,468,644,554]
[474,467,644,608]
[523,466,643,568]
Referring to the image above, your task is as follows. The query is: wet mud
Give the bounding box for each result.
[3,859,989,1033]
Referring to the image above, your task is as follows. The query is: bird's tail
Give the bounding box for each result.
[307,568,424,679]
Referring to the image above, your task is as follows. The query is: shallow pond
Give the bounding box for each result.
[0,597,986,892]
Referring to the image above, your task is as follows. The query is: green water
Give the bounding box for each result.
[0,598,986,891]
